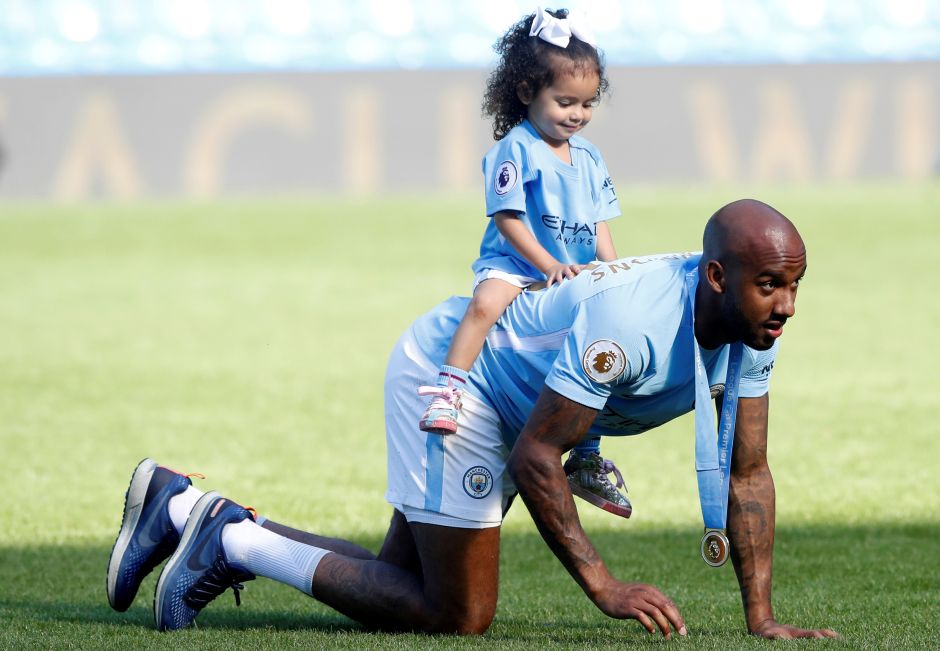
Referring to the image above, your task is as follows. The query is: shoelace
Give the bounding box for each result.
[159,464,206,481]
[184,555,256,610]
[418,385,463,410]
[598,459,626,490]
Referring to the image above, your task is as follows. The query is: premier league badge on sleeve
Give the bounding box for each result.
[582,340,627,384]
[701,528,730,567]
[494,160,518,196]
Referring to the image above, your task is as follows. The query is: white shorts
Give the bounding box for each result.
[472,268,541,291]
[384,328,516,529]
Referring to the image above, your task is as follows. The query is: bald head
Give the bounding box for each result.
[696,199,807,350]
[702,199,804,272]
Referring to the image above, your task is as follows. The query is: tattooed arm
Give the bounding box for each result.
[728,394,838,639]
[507,387,687,639]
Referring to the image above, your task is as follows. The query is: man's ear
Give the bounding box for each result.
[516,82,533,105]
[705,260,726,293]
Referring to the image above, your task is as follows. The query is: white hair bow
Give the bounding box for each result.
[529,7,597,48]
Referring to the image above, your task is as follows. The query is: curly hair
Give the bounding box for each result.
[482,8,609,141]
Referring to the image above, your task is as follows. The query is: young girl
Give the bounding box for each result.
[418,8,631,518]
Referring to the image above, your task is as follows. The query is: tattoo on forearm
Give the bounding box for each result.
[727,395,776,626]
[729,498,768,536]
[528,391,598,445]
[512,389,604,584]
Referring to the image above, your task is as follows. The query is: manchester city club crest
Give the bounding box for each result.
[494,160,518,195]
[463,466,493,499]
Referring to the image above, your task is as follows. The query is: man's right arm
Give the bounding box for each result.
[507,386,687,639]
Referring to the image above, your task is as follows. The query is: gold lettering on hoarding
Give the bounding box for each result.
[54,93,142,200]
[686,81,740,182]
[438,86,478,191]
[184,85,312,198]
[751,81,813,182]
[826,79,874,180]
[896,76,934,179]
[344,88,381,194]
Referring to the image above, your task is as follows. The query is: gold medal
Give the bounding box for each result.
[700,528,730,567]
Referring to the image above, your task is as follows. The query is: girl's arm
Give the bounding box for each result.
[494,211,580,287]
[595,221,618,262]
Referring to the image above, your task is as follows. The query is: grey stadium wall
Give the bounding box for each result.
[0,61,936,200]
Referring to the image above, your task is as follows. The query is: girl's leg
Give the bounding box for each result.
[419,279,523,434]
[446,279,524,370]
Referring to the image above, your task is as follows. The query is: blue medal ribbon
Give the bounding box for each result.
[686,270,744,533]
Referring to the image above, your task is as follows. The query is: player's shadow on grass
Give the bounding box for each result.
[492,521,938,641]
[2,522,936,638]
[0,539,378,633]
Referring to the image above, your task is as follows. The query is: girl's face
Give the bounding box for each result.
[520,66,600,149]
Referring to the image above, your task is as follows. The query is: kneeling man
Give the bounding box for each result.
[107,199,838,640]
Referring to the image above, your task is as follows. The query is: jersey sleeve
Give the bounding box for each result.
[482,136,529,217]
[594,154,620,223]
[576,139,620,223]
[544,290,647,409]
[739,341,779,397]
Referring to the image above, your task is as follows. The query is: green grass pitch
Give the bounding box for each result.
[0,184,938,649]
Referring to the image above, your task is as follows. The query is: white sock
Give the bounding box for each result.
[167,485,204,535]
[221,520,330,596]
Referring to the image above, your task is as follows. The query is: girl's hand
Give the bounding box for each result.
[545,263,583,287]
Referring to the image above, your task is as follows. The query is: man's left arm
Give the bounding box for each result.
[727,394,839,639]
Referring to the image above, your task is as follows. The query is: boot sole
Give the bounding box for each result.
[569,482,632,519]
[107,458,158,611]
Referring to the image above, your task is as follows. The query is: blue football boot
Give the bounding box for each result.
[107,458,199,612]
[154,492,256,631]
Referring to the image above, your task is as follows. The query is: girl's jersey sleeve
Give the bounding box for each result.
[575,138,620,223]
[483,136,530,217]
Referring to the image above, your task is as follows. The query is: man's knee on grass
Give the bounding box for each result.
[409,523,500,635]
[423,596,496,635]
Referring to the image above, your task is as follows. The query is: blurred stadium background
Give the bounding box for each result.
[0,0,937,200]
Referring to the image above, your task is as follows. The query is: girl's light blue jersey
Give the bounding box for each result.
[411,253,778,446]
[472,120,620,280]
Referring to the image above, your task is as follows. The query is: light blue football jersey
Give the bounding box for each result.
[471,120,620,280]
[410,253,778,446]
